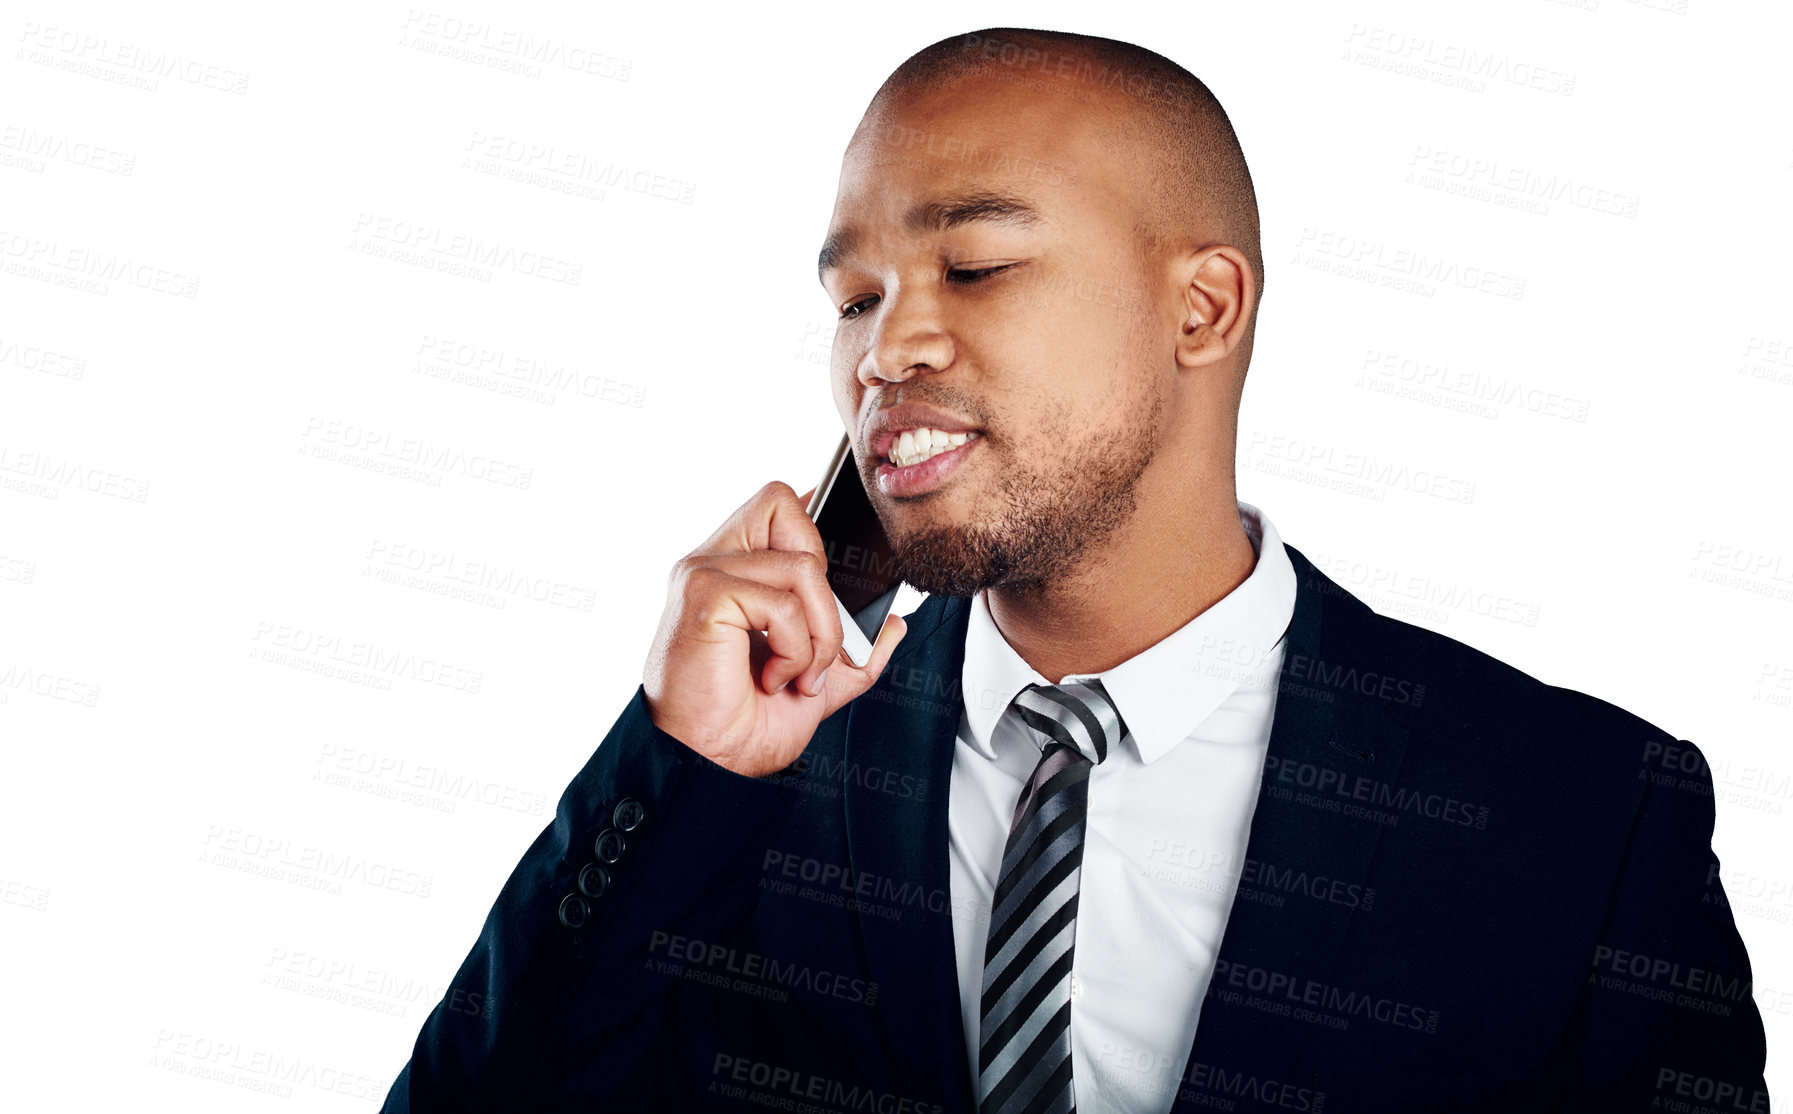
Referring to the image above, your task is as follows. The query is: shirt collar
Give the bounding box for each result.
[959,501,1297,765]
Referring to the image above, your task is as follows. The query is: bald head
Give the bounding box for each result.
[866,28,1264,336]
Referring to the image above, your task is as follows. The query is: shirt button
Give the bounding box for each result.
[1069,974,1083,1002]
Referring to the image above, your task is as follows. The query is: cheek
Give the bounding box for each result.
[1061,299,1155,399]
[830,353,859,423]
[1003,301,1137,403]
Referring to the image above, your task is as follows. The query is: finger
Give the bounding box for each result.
[685,568,818,694]
[763,482,828,564]
[693,481,815,560]
[819,613,908,717]
[747,483,843,694]
[686,550,841,697]
[799,485,817,511]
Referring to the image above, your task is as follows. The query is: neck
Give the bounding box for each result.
[984,475,1255,684]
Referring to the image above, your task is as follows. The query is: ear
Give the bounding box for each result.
[1174,245,1253,371]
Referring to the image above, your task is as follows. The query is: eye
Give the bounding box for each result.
[947,264,1015,284]
[836,263,1017,321]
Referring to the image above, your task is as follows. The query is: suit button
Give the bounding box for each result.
[557,894,590,929]
[613,798,646,832]
[578,863,610,899]
[594,828,626,864]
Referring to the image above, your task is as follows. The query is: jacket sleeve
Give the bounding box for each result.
[379,683,806,1112]
[1558,735,1771,1112]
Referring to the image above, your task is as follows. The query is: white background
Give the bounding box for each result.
[2,0,1789,1106]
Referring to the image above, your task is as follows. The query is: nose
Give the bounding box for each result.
[858,285,956,387]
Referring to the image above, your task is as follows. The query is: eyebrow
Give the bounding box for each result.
[818,191,1044,283]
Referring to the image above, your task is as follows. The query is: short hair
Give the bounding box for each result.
[867,28,1264,366]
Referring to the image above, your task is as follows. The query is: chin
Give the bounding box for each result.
[888,523,1017,599]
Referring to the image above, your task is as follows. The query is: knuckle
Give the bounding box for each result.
[777,548,819,580]
[773,595,807,642]
[779,590,806,622]
[681,564,719,603]
[770,545,824,581]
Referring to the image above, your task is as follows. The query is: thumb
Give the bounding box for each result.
[818,613,908,716]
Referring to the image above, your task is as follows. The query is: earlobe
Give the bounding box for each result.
[1177,317,1227,370]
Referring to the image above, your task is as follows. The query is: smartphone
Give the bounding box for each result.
[806,433,902,667]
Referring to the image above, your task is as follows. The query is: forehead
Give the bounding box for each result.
[828,73,1136,237]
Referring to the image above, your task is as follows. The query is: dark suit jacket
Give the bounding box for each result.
[381,544,1769,1113]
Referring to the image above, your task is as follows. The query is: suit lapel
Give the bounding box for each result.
[1174,543,1413,1105]
[842,593,977,1111]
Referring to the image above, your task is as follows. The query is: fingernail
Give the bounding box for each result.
[812,667,830,695]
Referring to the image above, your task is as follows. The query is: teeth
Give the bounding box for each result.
[890,428,975,468]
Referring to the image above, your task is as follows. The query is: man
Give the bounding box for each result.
[381,27,1769,1114]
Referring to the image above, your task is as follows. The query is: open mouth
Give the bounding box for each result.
[885,428,980,468]
[875,430,982,498]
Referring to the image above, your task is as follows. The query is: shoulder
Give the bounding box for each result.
[1378,607,1667,743]
[1289,544,1678,775]
[1301,556,1710,880]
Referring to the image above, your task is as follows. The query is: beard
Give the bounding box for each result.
[874,386,1166,598]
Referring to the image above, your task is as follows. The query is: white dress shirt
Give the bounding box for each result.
[947,502,1298,1113]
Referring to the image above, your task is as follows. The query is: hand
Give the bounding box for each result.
[642,481,907,778]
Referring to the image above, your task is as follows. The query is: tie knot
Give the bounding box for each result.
[1011,679,1126,767]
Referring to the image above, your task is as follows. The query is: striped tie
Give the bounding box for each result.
[977,679,1126,1114]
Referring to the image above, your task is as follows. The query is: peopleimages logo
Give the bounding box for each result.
[399,10,632,81]
[15,23,251,94]
[351,214,583,286]
[1343,24,1576,96]
[1262,755,1488,830]
[0,228,199,298]
[1293,227,1526,300]
[300,418,533,490]
[1211,958,1442,1033]
[648,932,877,1007]
[709,1054,945,1114]
[1654,1068,1769,1114]
[1285,652,1426,705]
[760,850,948,914]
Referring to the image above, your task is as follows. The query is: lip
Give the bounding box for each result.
[867,403,981,462]
[876,433,980,498]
